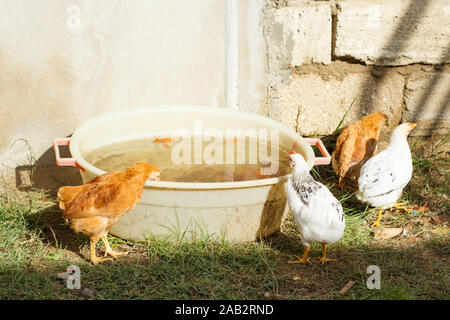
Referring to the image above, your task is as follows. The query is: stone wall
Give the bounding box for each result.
[265,0,450,137]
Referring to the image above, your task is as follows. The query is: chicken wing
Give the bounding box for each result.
[332,112,388,189]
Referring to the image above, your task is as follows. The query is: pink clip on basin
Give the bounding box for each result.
[53,106,331,242]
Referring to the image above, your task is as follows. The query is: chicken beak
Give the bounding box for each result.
[408,123,417,131]
[287,151,296,159]
[149,172,161,181]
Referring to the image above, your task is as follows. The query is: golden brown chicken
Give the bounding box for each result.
[57,162,160,265]
[331,112,388,189]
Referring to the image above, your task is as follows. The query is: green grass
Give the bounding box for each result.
[0,136,448,300]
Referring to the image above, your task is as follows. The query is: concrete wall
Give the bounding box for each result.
[0,0,267,169]
[0,0,448,183]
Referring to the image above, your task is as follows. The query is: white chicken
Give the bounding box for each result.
[357,123,416,227]
[286,152,346,264]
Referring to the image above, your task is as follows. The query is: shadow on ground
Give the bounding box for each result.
[1,232,448,300]
[13,140,82,195]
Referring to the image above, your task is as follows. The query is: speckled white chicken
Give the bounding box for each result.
[286,152,346,264]
[357,123,416,227]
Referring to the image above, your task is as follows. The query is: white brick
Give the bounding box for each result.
[335,0,450,66]
[402,71,450,135]
[277,68,405,136]
[267,3,331,67]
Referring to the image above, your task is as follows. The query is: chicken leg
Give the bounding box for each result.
[101,234,129,259]
[288,245,312,264]
[372,209,386,228]
[90,238,112,266]
[315,243,335,264]
[372,202,408,227]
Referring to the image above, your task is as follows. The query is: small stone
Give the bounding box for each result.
[82,288,96,298]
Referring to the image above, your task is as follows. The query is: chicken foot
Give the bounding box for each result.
[90,239,113,266]
[288,245,312,264]
[315,243,335,264]
[372,203,409,227]
[392,202,409,211]
[101,234,129,259]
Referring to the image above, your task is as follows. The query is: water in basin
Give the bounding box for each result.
[84,136,292,182]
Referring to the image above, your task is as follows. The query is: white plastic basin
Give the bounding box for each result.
[53,106,330,242]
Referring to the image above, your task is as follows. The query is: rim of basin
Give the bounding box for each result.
[70,106,314,190]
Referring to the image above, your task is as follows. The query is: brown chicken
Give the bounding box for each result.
[331,112,388,189]
[57,162,160,265]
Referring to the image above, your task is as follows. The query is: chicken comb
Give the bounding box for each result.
[289,141,298,155]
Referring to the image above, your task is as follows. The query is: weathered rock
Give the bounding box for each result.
[276,64,405,136]
[402,71,450,136]
[335,0,450,66]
